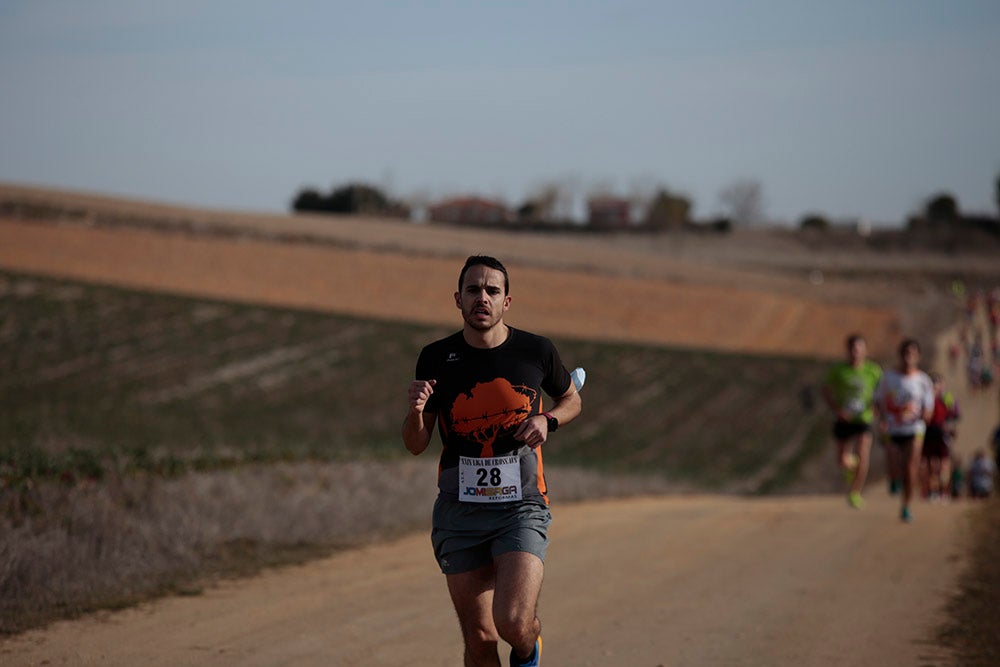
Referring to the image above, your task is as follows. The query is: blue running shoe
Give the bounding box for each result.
[900,506,913,523]
[510,636,542,667]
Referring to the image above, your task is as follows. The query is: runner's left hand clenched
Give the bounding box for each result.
[514,415,548,449]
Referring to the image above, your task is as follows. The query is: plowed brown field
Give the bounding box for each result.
[0,188,900,361]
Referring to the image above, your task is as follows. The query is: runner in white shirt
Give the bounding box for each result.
[873,338,934,523]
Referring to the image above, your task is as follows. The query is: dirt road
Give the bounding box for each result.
[0,491,975,666]
[3,322,992,666]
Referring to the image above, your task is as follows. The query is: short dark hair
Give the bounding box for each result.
[845,333,865,349]
[458,255,509,294]
[898,338,920,357]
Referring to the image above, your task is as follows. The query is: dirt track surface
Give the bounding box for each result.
[0,491,975,667]
[2,191,998,665]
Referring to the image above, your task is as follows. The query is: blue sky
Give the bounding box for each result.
[1,1,998,225]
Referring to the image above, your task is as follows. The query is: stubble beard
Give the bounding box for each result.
[463,307,501,332]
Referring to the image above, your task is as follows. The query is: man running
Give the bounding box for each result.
[920,373,960,501]
[403,255,582,667]
[822,333,882,509]
[873,338,935,522]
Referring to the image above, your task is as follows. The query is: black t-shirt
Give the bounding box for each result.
[415,327,571,505]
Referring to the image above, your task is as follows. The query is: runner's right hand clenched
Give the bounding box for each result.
[408,379,436,413]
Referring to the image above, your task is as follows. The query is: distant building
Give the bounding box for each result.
[428,197,512,225]
[587,197,631,228]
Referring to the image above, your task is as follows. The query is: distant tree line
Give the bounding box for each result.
[292,170,1000,234]
[905,190,999,235]
[292,183,410,218]
[292,180,727,231]
[798,174,1000,235]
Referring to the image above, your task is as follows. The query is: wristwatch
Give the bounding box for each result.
[543,412,559,432]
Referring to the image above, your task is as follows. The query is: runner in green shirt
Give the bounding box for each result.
[822,333,882,509]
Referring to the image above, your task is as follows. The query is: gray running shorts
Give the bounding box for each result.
[431,497,551,575]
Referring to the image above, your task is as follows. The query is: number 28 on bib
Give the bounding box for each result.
[458,455,522,503]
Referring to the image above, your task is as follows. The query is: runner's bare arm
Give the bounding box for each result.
[402,379,437,455]
[548,384,583,428]
[820,383,843,419]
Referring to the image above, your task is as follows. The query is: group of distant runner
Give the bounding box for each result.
[952,285,1000,392]
[822,286,1000,523]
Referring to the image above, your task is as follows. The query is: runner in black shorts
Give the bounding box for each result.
[832,420,871,441]
[920,373,960,501]
[403,256,581,667]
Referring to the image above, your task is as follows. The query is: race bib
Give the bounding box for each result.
[845,398,865,417]
[458,455,522,503]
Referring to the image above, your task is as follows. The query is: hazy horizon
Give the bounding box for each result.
[2,2,998,226]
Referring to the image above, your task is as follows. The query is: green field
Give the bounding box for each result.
[1,270,832,494]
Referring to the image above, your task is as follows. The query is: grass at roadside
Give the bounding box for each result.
[939,495,1000,666]
[2,269,836,634]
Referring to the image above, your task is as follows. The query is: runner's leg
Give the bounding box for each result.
[447,565,501,667]
[493,551,544,661]
[852,432,872,495]
[835,438,848,469]
[902,438,922,509]
[836,437,857,488]
[940,453,952,500]
[886,440,903,494]
[928,456,942,498]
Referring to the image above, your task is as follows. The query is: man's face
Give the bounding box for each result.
[848,339,866,363]
[455,265,510,331]
[901,344,920,369]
